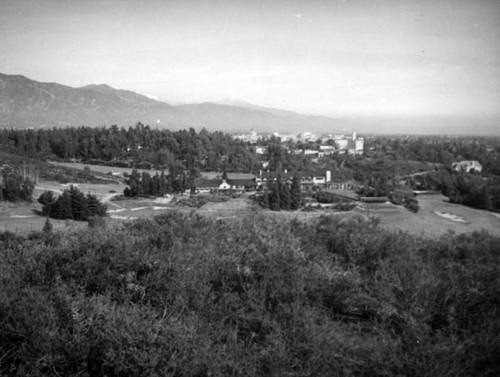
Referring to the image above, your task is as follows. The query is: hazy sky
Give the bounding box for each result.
[1,0,499,118]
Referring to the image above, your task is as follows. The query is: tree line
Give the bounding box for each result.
[409,169,500,212]
[123,169,189,197]
[259,175,302,211]
[365,135,500,175]
[0,124,261,173]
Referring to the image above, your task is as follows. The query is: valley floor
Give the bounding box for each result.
[2,181,500,239]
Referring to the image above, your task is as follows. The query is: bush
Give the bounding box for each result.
[0,213,498,376]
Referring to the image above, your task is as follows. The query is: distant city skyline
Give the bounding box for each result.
[1,0,499,123]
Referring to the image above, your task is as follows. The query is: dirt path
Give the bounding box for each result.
[101,192,122,209]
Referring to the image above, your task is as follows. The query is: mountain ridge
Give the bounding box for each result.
[0,72,343,133]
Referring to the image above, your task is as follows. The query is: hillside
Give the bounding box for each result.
[0,73,186,129]
[0,73,342,133]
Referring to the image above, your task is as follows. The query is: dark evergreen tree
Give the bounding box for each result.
[125,169,142,197]
[20,178,35,202]
[160,171,170,195]
[53,190,73,219]
[38,191,57,215]
[69,186,88,221]
[151,173,160,196]
[269,179,281,211]
[42,217,53,235]
[290,175,302,210]
[86,193,107,218]
[280,181,291,210]
[2,170,24,201]
[142,172,152,196]
[261,188,270,209]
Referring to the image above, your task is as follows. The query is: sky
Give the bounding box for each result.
[1,0,499,120]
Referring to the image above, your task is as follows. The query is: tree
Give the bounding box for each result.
[261,188,270,209]
[1,169,34,202]
[20,178,35,202]
[280,181,291,210]
[52,190,73,220]
[38,191,57,215]
[269,179,281,211]
[290,176,302,210]
[69,185,89,221]
[125,169,142,197]
[42,217,53,235]
[160,170,170,195]
[150,173,160,196]
[142,172,152,196]
[43,187,106,221]
[406,197,420,213]
[86,193,107,218]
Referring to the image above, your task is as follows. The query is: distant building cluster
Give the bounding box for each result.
[234,130,364,156]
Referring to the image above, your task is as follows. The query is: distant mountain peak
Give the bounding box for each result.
[80,83,114,90]
[0,72,29,80]
[216,99,258,108]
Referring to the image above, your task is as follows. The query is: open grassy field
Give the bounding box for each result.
[48,161,257,180]
[0,201,86,234]
[0,180,128,234]
[47,161,165,177]
[362,194,500,237]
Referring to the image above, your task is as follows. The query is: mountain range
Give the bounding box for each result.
[0,73,344,134]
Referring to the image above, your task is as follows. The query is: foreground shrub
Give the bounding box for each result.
[0,212,499,376]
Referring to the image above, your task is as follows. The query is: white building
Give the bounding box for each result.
[452,160,482,173]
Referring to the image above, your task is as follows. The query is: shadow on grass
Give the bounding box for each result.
[31,209,47,217]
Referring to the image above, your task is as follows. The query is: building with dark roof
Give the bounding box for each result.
[194,178,256,193]
[256,169,356,191]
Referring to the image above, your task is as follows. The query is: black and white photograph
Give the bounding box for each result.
[1,0,499,375]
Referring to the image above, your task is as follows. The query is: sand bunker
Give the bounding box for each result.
[131,207,149,211]
[154,196,173,204]
[108,208,126,213]
[10,215,34,218]
[434,211,467,223]
[110,215,138,220]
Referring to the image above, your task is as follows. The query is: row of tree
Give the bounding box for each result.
[0,124,261,173]
[123,169,190,197]
[260,176,302,211]
[38,186,107,221]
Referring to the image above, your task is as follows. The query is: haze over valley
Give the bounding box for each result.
[1,0,499,135]
[1,72,498,135]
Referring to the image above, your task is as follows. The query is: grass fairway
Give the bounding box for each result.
[363,194,500,237]
[3,183,500,238]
